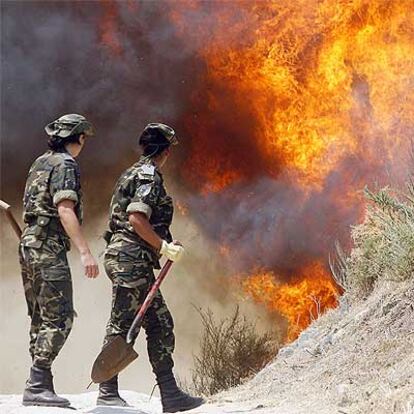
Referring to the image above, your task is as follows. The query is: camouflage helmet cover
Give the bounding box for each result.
[45,114,95,139]
[139,122,178,148]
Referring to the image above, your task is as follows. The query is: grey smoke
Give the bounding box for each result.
[2,0,411,276]
[1,1,198,208]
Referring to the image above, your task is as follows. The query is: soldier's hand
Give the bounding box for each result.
[160,240,185,262]
[80,251,99,278]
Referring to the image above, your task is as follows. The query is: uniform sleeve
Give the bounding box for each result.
[50,159,81,206]
[126,177,160,219]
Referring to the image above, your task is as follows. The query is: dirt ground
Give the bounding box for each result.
[2,277,413,414]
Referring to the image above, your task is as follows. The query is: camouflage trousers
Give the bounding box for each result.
[19,238,74,369]
[103,252,175,375]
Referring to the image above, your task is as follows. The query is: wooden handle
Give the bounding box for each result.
[0,200,11,211]
[0,199,22,239]
[126,260,173,344]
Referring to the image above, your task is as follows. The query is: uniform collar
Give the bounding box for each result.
[139,155,161,175]
[48,148,75,160]
[48,148,70,155]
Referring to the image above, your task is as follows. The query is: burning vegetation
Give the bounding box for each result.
[165,0,413,340]
[241,262,338,341]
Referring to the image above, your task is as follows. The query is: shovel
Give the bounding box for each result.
[91,259,173,383]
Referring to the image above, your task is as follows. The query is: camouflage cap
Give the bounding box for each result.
[140,123,178,147]
[45,114,95,138]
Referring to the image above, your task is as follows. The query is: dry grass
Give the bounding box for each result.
[190,306,279,396]
[331,185,414,299]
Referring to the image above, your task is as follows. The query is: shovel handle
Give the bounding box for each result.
[0,199,22,239]
[126,259,173,344]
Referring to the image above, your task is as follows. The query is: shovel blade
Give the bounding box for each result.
[91,335,138,383]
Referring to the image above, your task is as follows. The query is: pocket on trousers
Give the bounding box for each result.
[39,280,75,319]
[40,239,70,270]
[43,238,65,255]
[41,266,71,281]
[117,273,149,289]
[110,260,152,289]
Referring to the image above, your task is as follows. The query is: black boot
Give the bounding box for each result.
[22,366,71,408]
[157,372,204,413]
[97,375,130,407]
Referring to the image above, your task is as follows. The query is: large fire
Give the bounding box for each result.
[168,1,413,339]
[172,1,412,191]
[241,262,339,341]
[96,1,413,340]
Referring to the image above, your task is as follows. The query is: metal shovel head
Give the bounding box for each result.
[91,335,138,383]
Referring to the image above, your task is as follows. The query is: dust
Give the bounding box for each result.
[0,208,276,395]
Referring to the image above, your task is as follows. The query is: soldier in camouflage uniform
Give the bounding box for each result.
[19,114,99,408]
[97,123,204,412]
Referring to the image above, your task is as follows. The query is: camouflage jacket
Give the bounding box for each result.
[106,156,174,268]
[20,150,83,249]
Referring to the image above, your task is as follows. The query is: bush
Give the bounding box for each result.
[331,184,414,298]
[190,306,279,396]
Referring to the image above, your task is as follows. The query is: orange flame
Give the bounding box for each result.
[242,262,338,341]
[171,1,413,191]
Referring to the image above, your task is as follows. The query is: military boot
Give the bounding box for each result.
[157,371,204,413]
[97,375,130,407]
[22,366,71,408]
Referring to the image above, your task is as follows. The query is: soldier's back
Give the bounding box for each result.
[23,150,77,221]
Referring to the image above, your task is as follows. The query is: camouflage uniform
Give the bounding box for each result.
[19,150,82,369]
[103,155,175,375]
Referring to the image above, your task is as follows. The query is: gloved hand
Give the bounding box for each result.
[160,240,185,262]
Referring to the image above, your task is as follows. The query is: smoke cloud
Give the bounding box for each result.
[1,1,198,209]
[1,1,278,394]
